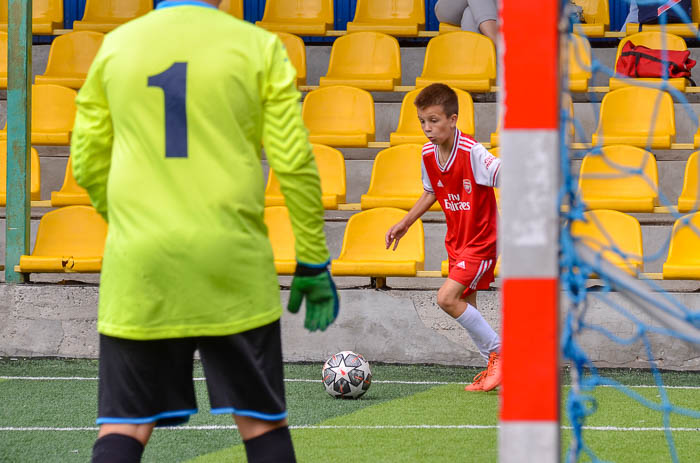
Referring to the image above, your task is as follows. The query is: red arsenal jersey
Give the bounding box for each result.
[421,129,500,260]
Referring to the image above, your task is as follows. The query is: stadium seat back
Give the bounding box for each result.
[390,88,474,145]
[573,0,609,25]
[265,144,346,209]
[615,31,687,62]
[0,32,6,88]
[579,145,659,212]
[610,32,688,90]
[275,32,306,86]
[367,144,423,196]
[678,151,700,212]
[592,87,675,148]
[347,0,425,35]
[571,209,643,274]
[663,212,700,278]
[219,0,243,18]
[263,206,296,274]
[257,0,333,35]
[0,142,40,205]
[51,157,91,206]
[32,206,107,258]
[73,0,151,31]
[37,31,104,88]
[82,0,151,20]
[320,31,401,90]
[416,31,496,91]
[0,0,63,34]
[302,85,375,146]
[569,34,592,92]
[334,208,424,273]
[32,84,78,136]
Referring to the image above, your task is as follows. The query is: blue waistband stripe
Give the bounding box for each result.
[96,408,198,425]
[210,407,288,421]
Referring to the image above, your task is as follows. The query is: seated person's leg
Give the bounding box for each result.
[460,6,479,33]
[469,0,499,43]
[435,0,470,26]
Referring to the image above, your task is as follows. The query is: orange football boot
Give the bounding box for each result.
[482,351,502,392]
[464,370,487,391]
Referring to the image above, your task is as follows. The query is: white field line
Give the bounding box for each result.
[1,425,699,432]
[1,376,700,390]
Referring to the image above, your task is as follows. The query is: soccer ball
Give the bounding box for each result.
[322,351,372,399]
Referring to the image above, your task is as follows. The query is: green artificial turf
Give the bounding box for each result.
[0,359,699,462]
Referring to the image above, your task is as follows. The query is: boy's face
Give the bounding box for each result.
[417,105,458,146]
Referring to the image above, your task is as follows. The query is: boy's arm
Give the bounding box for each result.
[71,46,113,221]
[470,143,501,188]
[386,191,436,250]
[262,35,329,266]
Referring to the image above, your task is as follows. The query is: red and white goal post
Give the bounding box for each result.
[498,0,561,462]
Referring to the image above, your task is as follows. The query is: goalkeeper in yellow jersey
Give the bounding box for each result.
[71,1,338,462]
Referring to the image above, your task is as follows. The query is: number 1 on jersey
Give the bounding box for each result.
[148,62,188,158]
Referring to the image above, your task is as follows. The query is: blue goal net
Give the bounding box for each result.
[561,1,700,461]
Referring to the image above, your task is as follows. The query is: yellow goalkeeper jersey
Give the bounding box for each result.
[71,0,329,340]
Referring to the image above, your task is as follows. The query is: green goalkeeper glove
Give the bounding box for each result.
[287,262,339,332]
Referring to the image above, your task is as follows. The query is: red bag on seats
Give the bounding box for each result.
[616,41,696,83]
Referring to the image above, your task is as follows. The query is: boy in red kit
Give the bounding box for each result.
[385,83,502,391]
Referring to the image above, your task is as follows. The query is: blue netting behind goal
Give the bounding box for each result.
[561,1,700,461]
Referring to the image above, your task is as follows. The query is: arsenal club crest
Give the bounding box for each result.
[463,179,472,194]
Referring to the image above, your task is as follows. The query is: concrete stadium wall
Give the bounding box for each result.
[1,283,699,371]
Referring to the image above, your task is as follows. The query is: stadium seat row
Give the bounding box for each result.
[0,83,697,160]
[14,204,700,280]
[0,0,243,35]
[4,140,700,216]
[0,29,687,96]
[0,29,497,93]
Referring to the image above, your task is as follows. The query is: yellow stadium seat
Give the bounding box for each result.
[415,32,496,92]
[219,0,243,18]
[678,151,700,213]
[663,212,700,279]
[255,0,333,36]
[331,207,424,277]
[569,34,592,92]
[0,32,6,89]
[438,22,460,34]
[390,88,474,145]
[441,256,501,278]
[275,32,306,87]
[609,32,689,91]
[35,31,104,89]
[319,32,401,91]
[360,144,440,211]
[579,145,659,212]
[572,0,609,38]
[18,206,107,273]
[0,142,40,205]
[633,0,700,37]
[0,85,77,146]
[263,206,297,275]
[265,144,346,209]
[572,209,643,275]
[0,0,63,35]
[346,0,425,36]
[591,87,675,149]
[51,157,91,207]
[302,86,375,147]
[73,0,151,33]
